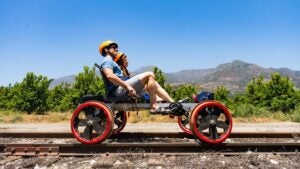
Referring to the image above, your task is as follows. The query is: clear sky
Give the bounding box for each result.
[0,0,299,86]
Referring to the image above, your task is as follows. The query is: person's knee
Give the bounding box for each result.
[155,81,160,88]
[139,72,156,86]
[148,76,156,88]
[148,72,155,78]
[144,71,155,79]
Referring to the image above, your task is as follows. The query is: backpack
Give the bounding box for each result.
[193,91,214,103]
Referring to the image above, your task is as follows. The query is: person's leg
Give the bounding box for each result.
[136,71,174,104]
[129,72,174,112]
[156,95,164,102]
[134,72,161,110]
[119,72,158,110]
[145,75,158,111]
[155,82,174,102]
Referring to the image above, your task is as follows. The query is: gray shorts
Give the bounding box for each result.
[111,74,146,102]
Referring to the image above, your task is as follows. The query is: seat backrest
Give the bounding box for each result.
[94,63,111,99]
[100,70,111,98]
[95,63,135,103]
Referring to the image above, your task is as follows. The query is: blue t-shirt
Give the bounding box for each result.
[100,57,124,95]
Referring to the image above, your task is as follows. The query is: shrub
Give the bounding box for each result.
[290,105,300,122]
[233,104,267,117]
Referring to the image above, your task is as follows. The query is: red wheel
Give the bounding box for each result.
[112,111,127,135]
[71,101,114,144]
[190,101,233,144]
[177,116,192,135]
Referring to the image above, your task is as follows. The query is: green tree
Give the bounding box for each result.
[74,66,105,96]
[266,73,297,112]
[245,73,299,112]
[164,83,173,97]
[62,66,105,110]
[172,84,197,102]
[214,85,232,106]
[153,66,174,95]
[0,86,7,109]
[245,76,267,107]
[0,84,16,110]
[6,84,19,110]
[232,93,247,105]
[154,67,167,88]
[47,83,73,111]
[12,72,51,114]
[215,85,230,101]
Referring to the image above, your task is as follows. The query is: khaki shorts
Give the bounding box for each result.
[110,74,146,102]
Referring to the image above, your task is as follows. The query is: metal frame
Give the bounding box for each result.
[107,103,197,112]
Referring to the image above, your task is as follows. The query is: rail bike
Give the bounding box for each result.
[70,64,233,145]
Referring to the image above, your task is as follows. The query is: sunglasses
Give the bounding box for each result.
[109,45,118,49]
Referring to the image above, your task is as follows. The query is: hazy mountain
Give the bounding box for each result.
[131,66,156,75]
[164,60,300,92]
[49,75,75,89]
[49,60,300,92]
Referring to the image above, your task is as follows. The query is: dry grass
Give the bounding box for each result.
[0,109,298,124]
[126,110,177,123]
[0,110,177,123]
[0,111,71,123]
[233,111,300,123]
[233,117,281,123]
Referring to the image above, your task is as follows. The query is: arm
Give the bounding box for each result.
[102,68,137,96]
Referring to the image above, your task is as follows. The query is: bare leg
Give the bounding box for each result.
[156,95,164,102]
[138,72,158,110]
[137,71,174,110]
[146,76,158,111]
[155,82,174,102]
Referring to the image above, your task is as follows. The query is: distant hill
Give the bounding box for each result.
[49,60,300,92]
[165,60,300,92]
[49,75,75,89]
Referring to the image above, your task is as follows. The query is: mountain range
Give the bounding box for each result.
[49,60,300,93]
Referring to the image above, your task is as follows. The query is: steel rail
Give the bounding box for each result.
[1,132,299,139]
[1,142,299,156]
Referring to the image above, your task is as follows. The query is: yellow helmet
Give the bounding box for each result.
[114,52,124,62]
[99,40,118,56]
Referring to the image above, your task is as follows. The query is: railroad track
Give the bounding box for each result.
[1,132,299,139]
[0,132,299,156]
[1,142,299,156]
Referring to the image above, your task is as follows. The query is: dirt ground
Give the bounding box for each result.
[1,122,300,168]
[0,137,299,169]
[1,122,300,133]
[1,153,299,169]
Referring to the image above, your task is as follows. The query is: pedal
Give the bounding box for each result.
[168,102,188,116]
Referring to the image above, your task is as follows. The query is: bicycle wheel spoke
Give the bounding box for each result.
[209,125,219,140]
[216,120,229,131]
[81,126,93,140]
[181,118,189,126]
[93,123,105,135]
[198,120,209,131]
[78,119,88,126]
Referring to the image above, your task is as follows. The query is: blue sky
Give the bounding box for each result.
[0,0,299,86]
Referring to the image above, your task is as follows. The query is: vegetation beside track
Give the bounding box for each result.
[0,66,299,122]
[0,109,299,123]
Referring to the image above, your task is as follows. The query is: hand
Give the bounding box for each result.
[126,85,137,97]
